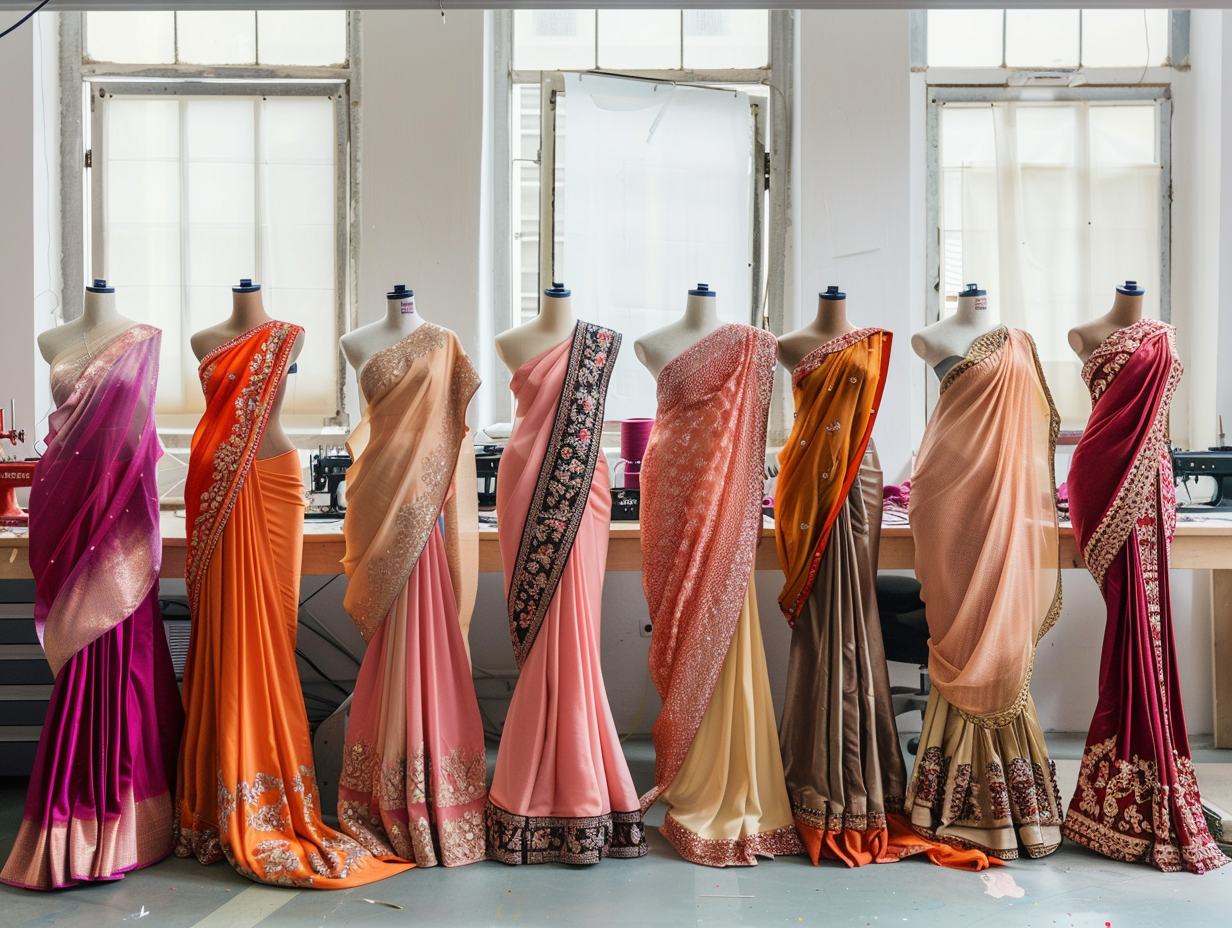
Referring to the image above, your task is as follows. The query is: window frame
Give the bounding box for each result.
[60,11,360,435]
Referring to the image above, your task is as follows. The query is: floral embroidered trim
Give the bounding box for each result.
[485,800,647,865]
[660,814,804,867]
[507,321,620,668]
[791,805,891,834]
[51,324,161,408]
[937,325,1009,396]
[791,326,887,387]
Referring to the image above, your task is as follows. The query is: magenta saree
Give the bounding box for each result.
[1,325,182,890]
[1062,319,1229,874]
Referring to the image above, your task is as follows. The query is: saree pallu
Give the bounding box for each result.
[337,324,488,867]
[2,326,182,891]
[486,322,647,865]
[1062,319,1228,874]
[640,323,803,867]
[905,326,1065,860]
[177,321,408,888]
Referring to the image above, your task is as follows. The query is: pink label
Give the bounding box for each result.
[975,296,987,312]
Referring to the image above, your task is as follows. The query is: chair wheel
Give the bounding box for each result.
[907,737,920,756]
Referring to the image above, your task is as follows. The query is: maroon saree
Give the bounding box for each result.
[1062,318,1229,874]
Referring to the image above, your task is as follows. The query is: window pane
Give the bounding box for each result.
[1082,10,1169,68]
[86,12,175,64]
[513,9,596,71]
[597,10,681,70]
[257,11,348,67]
[1005,10,1080,68]
[682,10,768,70]
[927,10,1003,68]
[177,11,256,66]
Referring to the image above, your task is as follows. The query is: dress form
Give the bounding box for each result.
[635,284,726,381]
[1068,282,1144,364]
[777,286,859,371]
[190,280,304,460]
[495,283,577,374]
[37,280,137,364]
[341,285,427,385]
[912,284,1000,379]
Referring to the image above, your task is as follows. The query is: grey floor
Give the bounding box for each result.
[2,735,1230,928]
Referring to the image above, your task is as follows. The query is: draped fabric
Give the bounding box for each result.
[1,326,182,890]
[336,324,488,867]
[905,326,1065,860]
[177,322,408,888]
[1061,319,1228,874]
[640,323,802,866]
[486,323,647,865]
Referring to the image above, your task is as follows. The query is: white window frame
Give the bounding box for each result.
[59,11,361,434]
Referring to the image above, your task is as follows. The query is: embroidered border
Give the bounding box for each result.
[660,814,804,867]
[937,325,1009,396]
[791,326,886,387]
[485,800,647,865]
[506,321,620,668]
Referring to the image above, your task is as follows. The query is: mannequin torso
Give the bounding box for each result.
[635,285,726,381]
[191,284,304,460]
[495,286,577,374]
[341,287,426,392]
[38,282,138,366]
[1068,284,1145,364]
[777,289,858,372]
[912,286,999,379]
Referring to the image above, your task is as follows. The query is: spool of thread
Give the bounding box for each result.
[619,418,654,490]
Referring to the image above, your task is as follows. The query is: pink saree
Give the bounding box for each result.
[338,324,487,867]
[1062,319,1228,874]
[2,325,182,891]
[486,322,647,865]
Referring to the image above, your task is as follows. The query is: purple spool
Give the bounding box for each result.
[619,418,654,490]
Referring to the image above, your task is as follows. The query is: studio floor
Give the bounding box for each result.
[1,734,1230,928]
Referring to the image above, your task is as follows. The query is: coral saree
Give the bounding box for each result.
[640,323,803,867]
[2,325,181,891]
[338,324,487,867]
[486,322,647,865]
[905,326,1065,860]
[1062,319,1228,874]
[176,321,407,887]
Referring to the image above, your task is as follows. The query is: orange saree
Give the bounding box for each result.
[640,324,803,867]
[338,324,487,867]
[177,321,408,887]
[905,326,1064,860]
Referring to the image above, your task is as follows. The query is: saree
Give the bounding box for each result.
[176,321,408,888]
[1061,319,1228,874]
[486,322,647,865]
[337,323,488,867]
[1,325,182,891]
[640,323,803,867]
[905,326,1065,860]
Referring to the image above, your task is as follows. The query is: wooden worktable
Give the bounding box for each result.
[4,515,1232,747]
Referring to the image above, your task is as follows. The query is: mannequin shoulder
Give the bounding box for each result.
[1067,318,1111,362]
[37,322,80,363]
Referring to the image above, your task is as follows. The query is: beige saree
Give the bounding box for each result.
[905,326,1064,860]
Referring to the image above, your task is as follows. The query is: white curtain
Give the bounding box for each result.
[562,72,754,422]
[942,101,1160,428]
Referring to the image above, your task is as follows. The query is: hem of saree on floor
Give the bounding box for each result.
[660,814,804,867]
[485,800,647,865]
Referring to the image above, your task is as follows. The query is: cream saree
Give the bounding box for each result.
[905,326,1065,860]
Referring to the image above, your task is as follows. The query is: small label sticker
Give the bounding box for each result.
[974,296,988,313]
[400,298,416,315]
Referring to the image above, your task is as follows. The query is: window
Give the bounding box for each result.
[74,12,351,428]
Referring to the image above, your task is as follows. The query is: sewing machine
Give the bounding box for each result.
[307,446,350,520]
[1173,448,1232,512]
[0,402,32,528]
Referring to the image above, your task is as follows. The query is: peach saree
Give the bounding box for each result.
[640,324,803,867]
[338,323,487,867]
[177,321,408,887]
[486,322,647,865]
[905,326,1064,860]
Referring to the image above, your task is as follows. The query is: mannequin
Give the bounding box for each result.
[495,283,578,374]
[777,286,858,371]
[1068,281,1144,364]
[190,280,304,459]
[635,284,726,380]
[340,285,426,385]
[38,280,137,364]
[912,284,1000,380]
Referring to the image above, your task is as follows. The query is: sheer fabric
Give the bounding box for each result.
[1061,319,1228,874]
[1,326,181,890]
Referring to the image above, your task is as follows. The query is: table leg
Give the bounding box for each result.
[1213,569,1232,749]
